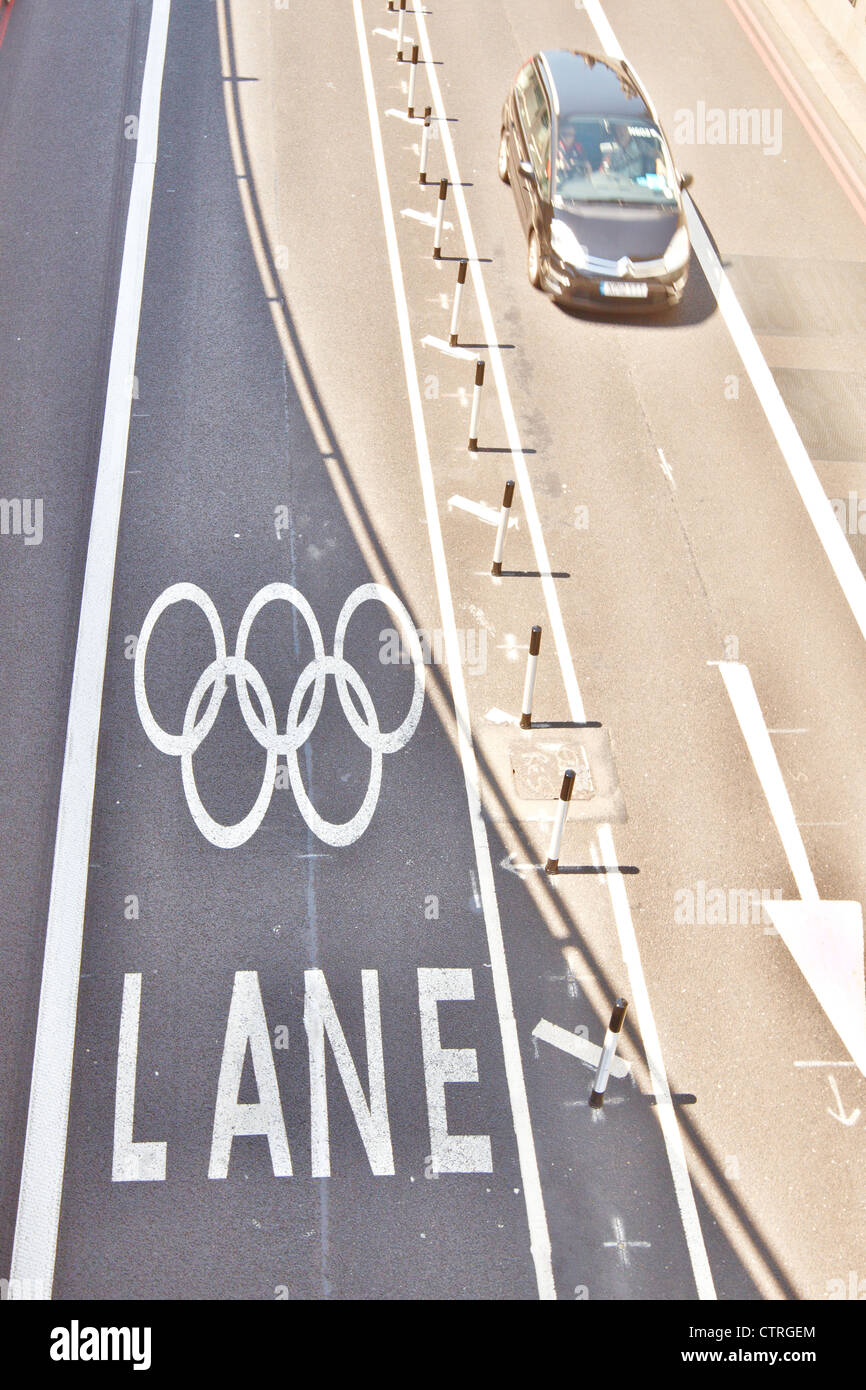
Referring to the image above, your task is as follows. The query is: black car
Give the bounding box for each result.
[498,50,693,310]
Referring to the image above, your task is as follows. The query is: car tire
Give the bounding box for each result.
[497,129,510,184]
[527,230,542,288]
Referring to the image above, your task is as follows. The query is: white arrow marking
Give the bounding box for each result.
[486,707,518,726]
[826,1074,861,1126]
[718,662,866,1076]
[500,852,527,879]
[420,334,477,361]
[448,494,517,528]
[532,1018,631,1078]
[401,207,453,229]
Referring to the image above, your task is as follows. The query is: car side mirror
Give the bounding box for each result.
[518,160,535,183]
[678,171,694,190]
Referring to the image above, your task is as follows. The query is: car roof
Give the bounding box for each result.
[538,49,652,121]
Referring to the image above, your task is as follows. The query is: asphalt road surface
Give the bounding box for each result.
[1,0,865,1303]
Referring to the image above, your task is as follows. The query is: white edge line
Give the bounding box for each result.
[352,0,555,1301]
[413,0,716,1302]
[9,0,172,1300]
[716,662,817,901]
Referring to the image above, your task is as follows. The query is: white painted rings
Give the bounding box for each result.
[134,582,425,848]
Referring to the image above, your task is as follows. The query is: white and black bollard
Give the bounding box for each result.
[491,480,515,576]
[449,258,467,346]
[432,177,448,259]
[407,44,420,118]
[468,357,484,449]
[396,0,406,61]
[419,107,432,183]
[520,625,541,728]
[545,768,575,874]
[589,999,628,1108]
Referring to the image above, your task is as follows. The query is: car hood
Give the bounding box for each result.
[554,203,682,263]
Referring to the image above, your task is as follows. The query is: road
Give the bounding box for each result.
[1,0,865,1302]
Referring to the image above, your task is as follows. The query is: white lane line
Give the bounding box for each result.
[412,0,716,1302]
[9,0,172,1301]
[533,1018,631,1078]
[591,0,866,649]
[716,662,817,901]
[352,0,555,1300]
[794,1060,857,1067]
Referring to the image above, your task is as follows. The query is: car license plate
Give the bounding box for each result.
[600,281,649,298]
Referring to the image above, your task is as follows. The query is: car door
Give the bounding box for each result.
[509,62,540,230]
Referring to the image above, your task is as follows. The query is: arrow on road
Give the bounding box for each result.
[447,494,518,528]
[718,661,866,1077]
[532,1018,631,1078]
[827,1074,861,1126]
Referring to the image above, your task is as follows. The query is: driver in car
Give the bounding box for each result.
[601,122,646,180]
[556,123,593,182]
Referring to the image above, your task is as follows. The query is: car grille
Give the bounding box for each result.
[582,253,667,278]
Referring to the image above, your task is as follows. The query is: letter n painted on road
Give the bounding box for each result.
[112,973,166,1181]
[418,968,493,1173]
[304,970,394,1178]
[209,971,293,1179]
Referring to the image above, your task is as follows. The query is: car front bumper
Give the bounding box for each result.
[544,252,689,309]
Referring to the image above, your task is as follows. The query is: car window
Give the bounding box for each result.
[553,117,678,207]
[528,104,551,198]
[515,66,544,141]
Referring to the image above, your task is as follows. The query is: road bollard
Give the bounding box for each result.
[396,0,406,61]
[407,44,419,118]
[432,177,448,259]
[589,999,628,1108]
[520,625,541,729]
[545,769,575,874]
[491,480,515,576]
[419,107,432,183]
[449,258,467,346]
[468,358,484,449]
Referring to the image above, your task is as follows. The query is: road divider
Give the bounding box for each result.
[519,625,541,729]
[491,480,515,576]
[418,106,432,183]
[449,257,467,345]
[432,177,448,258]
[468,357,484,450]
[590,999,629,1109]
[545,770,576,874]
[407,43,420,118]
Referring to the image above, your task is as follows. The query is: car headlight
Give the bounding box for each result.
[663,224,690,273]
[550,219,587,270]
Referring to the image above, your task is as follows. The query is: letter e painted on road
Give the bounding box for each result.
[208,971,293,1179]
[418,968,493,1173]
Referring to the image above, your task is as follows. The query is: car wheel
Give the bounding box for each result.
[527,230,542,288]
[497,128,510,184]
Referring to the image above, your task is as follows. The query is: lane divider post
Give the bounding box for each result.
[589,999,629,1108]
[396,0,406,60]
[419,107,432,183]
[407,43,419,118]
[491,480,515,576]
[520,624,541,729]
[468,356,484,449]
[432,177,448,259]
[545,768,575,874]
[449,257,467,346]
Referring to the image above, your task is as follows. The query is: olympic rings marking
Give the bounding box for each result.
[133,582,425,848]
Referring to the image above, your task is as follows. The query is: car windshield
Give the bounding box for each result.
[553,117,678,207]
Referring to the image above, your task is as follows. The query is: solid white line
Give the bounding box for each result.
[9,0,172,1300]
[352,0,555,1300]
[717,662,817,902]
[413,0,716,1302]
